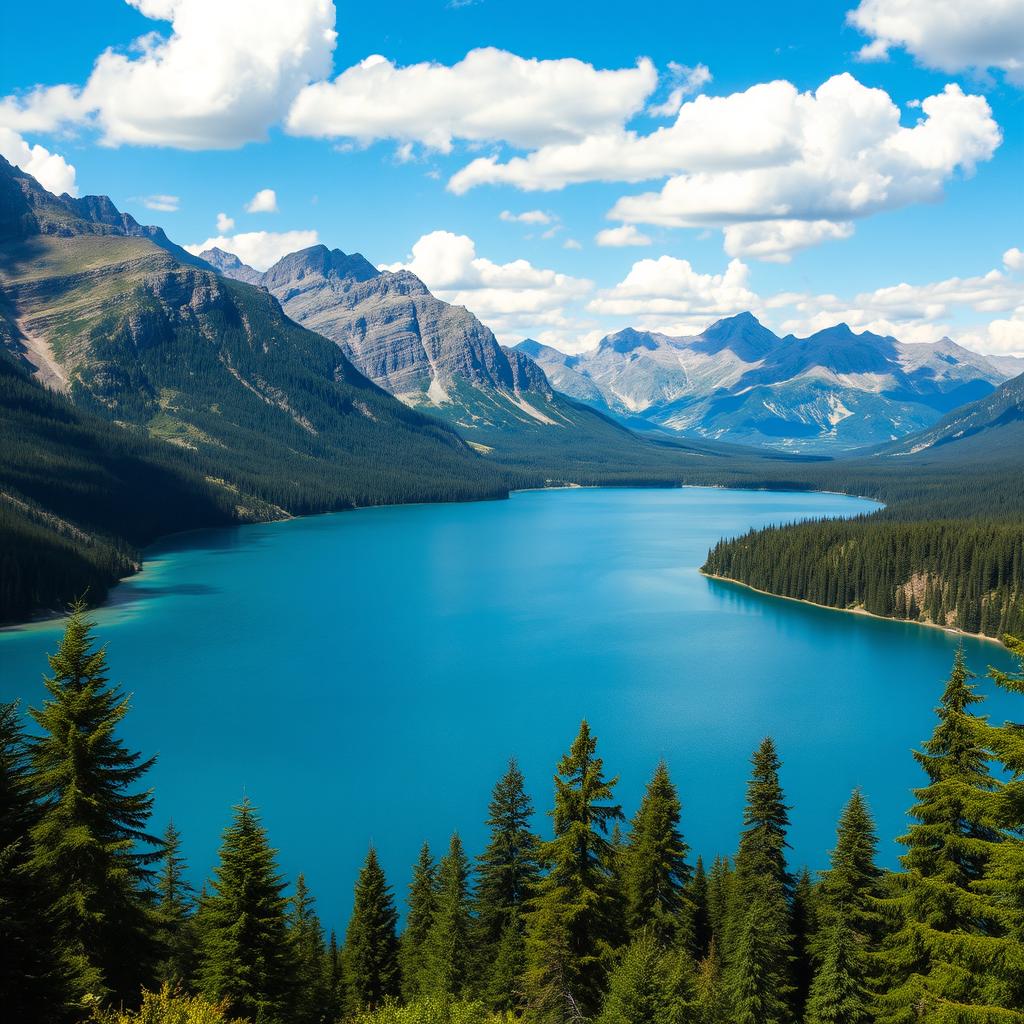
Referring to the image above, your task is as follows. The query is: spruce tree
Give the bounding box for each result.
[791,867,816,1021]
[325,929,346,1021]
[27,605,161,1004]
[345,846,400,1011]
[400,842,437,1001]
[690,856,712,960]
[694,940,729,1024]
[726,737,793,1024]
[596,932,684,1024]
[287,874,329,1024]
[705,856,733,958]
[422,832,475,998]
[475,757,541,1006]
[623,761,693,949]
[197,799,292,1022]
[525,720,624,1020]
[876,647,1011,1022]
[154,820,197,988]
[0,701,72,1020]
[805,922,873,1024]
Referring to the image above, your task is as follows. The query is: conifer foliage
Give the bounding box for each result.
[346,847,401,1012]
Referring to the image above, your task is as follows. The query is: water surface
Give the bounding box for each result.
[2,487,1017,927]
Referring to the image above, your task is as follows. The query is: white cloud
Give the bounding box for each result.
[848,0,1024,84]
[0,127,78,195]
[245,188,278,213]
[216,211,235,233]
[140,193,179,212]
[500,209,554,225]
[1004,247,1024,271]
[589,256,759,319]
[563,238,583,250]
[723,219,855,262]
[381,230,592,340]
[648,62,712,117]
[595,225,653,247]
[286,48,657,152]
[184,229,319,271]
[0,0,337,149]
[449,74,1000,261]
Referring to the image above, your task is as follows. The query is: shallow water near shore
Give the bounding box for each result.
[1,486,1017,927]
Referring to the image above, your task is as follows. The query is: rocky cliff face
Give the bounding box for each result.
[206,244,562,432]
[519,314,1023,452]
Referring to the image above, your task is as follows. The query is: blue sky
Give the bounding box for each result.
[1,0,1022,353]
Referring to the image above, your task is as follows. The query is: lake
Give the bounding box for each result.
[1,486,1018,929]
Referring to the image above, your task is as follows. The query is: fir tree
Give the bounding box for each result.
[27,605,161,1004]
[690,856,712,960]
[345,847,400,1012]
[0,701,72,1020]
[705,856,733,959]
[623,761,693,948]
[694,940,729,1024]
[791,867,816,1021]
[325,929,346,1021]
[287,874,329,1024]
[475,757,541,1006]
[596,932,683,1024]
[876,647,1010,1022]
[197,799,292,1022]
[400,842,437,1001]
[154,820,197,988]
[805,922,873,1024]
[422,832,474,998]
[525,720,624,1020]
[726,738,793,1024]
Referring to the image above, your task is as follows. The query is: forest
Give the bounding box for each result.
[4,607,1024,1024]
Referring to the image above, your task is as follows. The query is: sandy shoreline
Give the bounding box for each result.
[701,571,1007,649]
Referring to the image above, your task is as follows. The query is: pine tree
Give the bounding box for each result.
[623,761,693,948]
[475,758,541,1006]
[27,605,161,1004]
[791,867,816,1021]
[325,929,346,1021]
[525,720,624,1020]
[802,790,884,1024]
[725,737,793,1024]
[0,701,72,1020]
[694,940,729,1024]
[422,832,474,998]
[154,820,197,988]
[400,842,437,1001]
[197,799,292,1022]
[690,857,712,960]
[287,874,329,1024]
[876,647,1012,1022]
[345,847,400,1012]
[596,932,684,1024]
[705,856,733,959]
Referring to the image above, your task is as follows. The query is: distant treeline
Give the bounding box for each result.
[6,610,1024,1023]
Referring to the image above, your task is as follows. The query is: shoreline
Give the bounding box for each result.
[701,571,1007,649]
[0,482,879,634]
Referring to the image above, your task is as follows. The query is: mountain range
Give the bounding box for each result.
[518,315,1024,452]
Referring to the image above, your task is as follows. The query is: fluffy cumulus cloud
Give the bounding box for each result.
[184,229,319,271]
[245,188,278,213]
[648,62,712,117]
[216,212,235,233]
[848,0,1024,84]
[381,230,592,339]
[286,48,657,152]
[588,256,759,326]
[0,0,337,148]
[450,74,1000,261]
[595,225,653,247]
[0,127,78,195]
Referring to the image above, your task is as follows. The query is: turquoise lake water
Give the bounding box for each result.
[1,486,1019,928]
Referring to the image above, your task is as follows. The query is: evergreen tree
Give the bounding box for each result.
[623,761,693,949]
[876,648,1010,1022]
[690,856,712,960]
[422,832,475,998]
[197,799,292,1022]
[345,847,400,1012]
[400,842,437,1001]
[694,940,729,1024]
[154,820,197,988]
[475,757,541,1006]
[525,720,624,1020]
[325,929,346,1021]
[705,856,733,959]
[287,873,329,1024]
[27,605,161,1004]
[726,737,793,1024]
[791,867,816,1021]
[0,701,72,1020]
[596,932,684,1024]
[805,922,873,1024]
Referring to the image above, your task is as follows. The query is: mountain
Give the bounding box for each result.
[881,370,1024,457]
[519,315,1021,452]
[202,244,766,475]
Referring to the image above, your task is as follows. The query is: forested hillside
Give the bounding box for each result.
[6,611,1024,1022]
